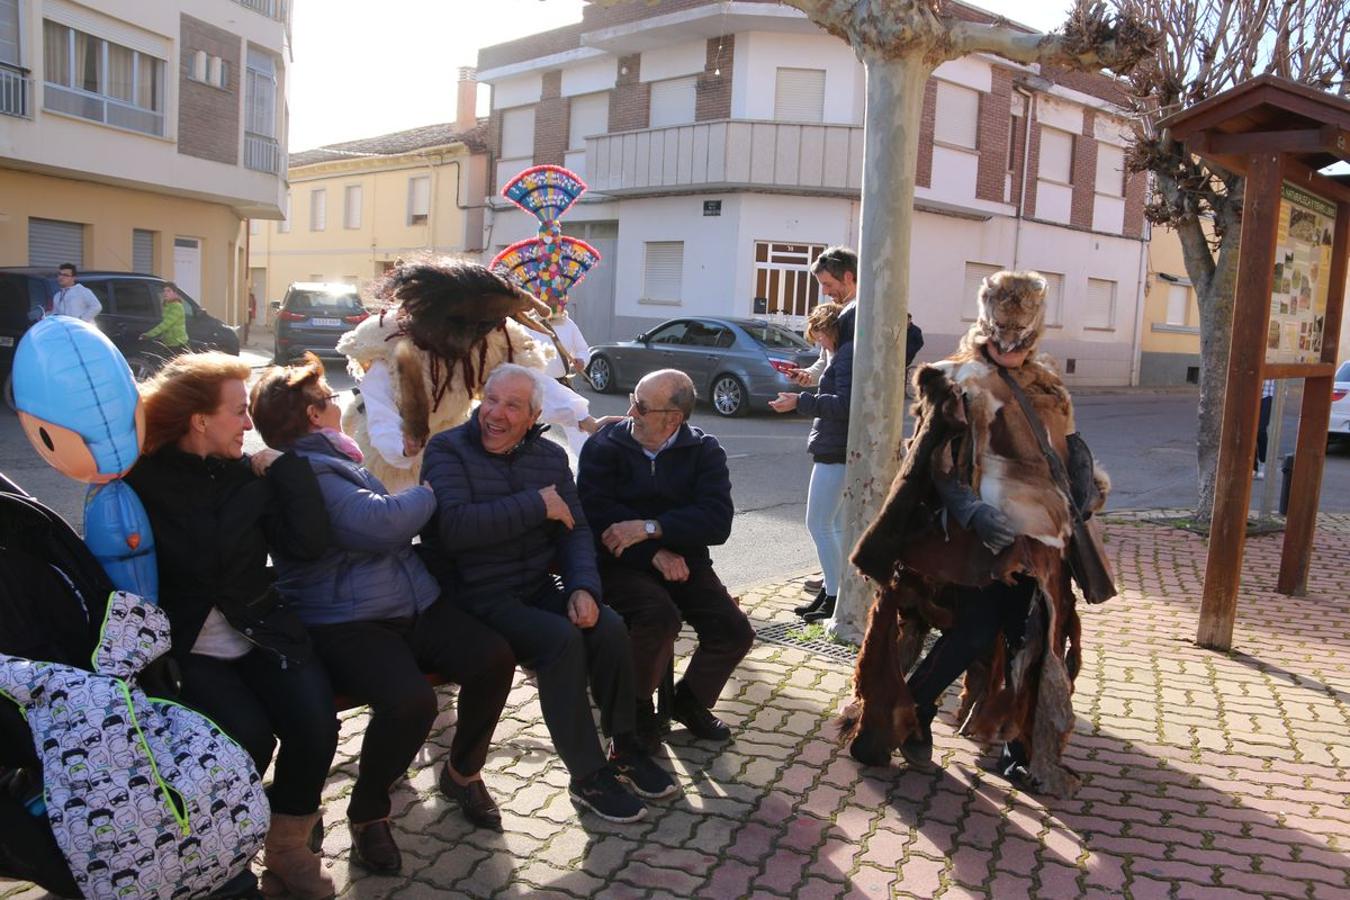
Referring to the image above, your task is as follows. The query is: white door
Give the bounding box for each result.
[173,237,202,304]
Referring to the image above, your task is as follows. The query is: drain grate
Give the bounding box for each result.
[754,621,858,664]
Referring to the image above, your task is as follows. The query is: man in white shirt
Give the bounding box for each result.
[50,264,102,323]
[789,246,857,387]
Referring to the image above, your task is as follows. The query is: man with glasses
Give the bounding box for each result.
[50,264,102,323]
[578,370,754,752]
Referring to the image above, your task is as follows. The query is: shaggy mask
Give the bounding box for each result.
[970,270,1048,355]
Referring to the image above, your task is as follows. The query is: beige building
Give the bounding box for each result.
[0,0,290,325]
[247,70,488,315]
[1139,224,1204,385]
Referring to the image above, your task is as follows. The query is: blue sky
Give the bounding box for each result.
[288,0,1079,151]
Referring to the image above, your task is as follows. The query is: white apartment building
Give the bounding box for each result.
[0,0,290,324]
[477,0,1150,385]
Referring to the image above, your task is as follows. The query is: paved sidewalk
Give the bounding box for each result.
[5,514,1349,898]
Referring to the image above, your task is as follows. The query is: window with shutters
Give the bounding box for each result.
[1095,144,1125,198]
[774,68,825,123]
[642,242,684,303]
[1038,128,1074,184]
[278,193,291,233]
[344,185,362,230]
[568,92,609,151]
[934,81,979,150]
[41,20,165,136]
[753,241,825,330]
[962,262,1003,320]
[132,229,155,274]
[244,48,277,137]
[499,106,534,160]
[1084,277,1116,329]
[649,76,696,128]
[0,0,19,67]
[1165,282,1190,326]
[1041,271,1064,326]
[309,188,326,231]
[27,218,84,267]
[407,176,430,226]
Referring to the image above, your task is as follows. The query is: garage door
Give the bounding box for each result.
[28,218,84,267]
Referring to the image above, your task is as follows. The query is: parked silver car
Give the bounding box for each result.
[585,316,822,417]
[1330,361,1350,440]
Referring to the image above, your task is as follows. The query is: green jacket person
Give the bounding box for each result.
[142,285,189,349]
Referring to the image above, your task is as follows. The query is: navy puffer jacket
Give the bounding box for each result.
[272,431,440,626]
[797,313,854,462]
[419,417,602,609]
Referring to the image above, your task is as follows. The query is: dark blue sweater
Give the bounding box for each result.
[419,417,602,607]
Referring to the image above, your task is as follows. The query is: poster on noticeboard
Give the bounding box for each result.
[1266,183,1335,364]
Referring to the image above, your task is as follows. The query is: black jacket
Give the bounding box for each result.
[799,338,853,463]
[577,420,733,572]
[124,448,330,665]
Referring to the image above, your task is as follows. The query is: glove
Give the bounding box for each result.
[969,503,1017,554]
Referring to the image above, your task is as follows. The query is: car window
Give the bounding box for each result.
[163,283,198,318]
[0,275,46,332]
[83,280,114,315]
[740,321,811,350]
[285,289,363,314]
[1337,361,1350,382]
[109,281,155,318]
[647,321,689,345]
[683,321,733,348]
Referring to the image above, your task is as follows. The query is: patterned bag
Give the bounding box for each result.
[0,591,268,899]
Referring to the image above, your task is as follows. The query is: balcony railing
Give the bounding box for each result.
[43,82,164,136]
[236,0,277,16]
[0,62,29,118]
[585,119,864,195]
[245,132,281,174]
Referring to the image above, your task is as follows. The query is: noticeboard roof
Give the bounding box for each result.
[1158,75,1350,176]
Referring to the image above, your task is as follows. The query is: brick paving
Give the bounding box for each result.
[4,513,1349,898]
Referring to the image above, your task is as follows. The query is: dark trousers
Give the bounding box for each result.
[308,599,515,823]
[1256,394,1273,466]
[0,788,78,897]
[601,562,754,708]
[907,578,1035,718]
[177,649,338,816]
[458,585,634,781]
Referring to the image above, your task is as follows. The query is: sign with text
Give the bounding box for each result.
[1266,183,1336,364]
[703,200,722,217]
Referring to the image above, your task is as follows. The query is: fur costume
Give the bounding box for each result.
[337,285,551,492]
[843,271,1110,797]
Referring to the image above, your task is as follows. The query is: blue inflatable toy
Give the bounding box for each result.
[11,316,158,601]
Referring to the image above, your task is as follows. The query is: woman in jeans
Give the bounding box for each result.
[769,302,854,623]
[248,353,516,874]
[125,352,338,899]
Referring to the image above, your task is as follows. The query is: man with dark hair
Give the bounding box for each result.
[790,246,858,387]
[578,369,754,751]
[51,264,102,323]
[420,364,677,824]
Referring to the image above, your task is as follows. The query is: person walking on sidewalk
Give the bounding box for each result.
[578,369,754,752]
[844,270,1113,798]
[248,353,517,874]
[1254,379,1276,479]
[418,364,677,823]
[769,303,854,624]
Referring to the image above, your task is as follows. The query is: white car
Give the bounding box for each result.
[1330,361,1350,440]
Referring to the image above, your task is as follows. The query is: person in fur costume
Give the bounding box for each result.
[841,270,1112,797]
[337,258,558,492]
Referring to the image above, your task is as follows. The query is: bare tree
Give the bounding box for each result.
[598,0,1154,639]
[1120,0,1349,519]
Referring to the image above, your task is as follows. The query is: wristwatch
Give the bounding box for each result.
[643,520,658,537]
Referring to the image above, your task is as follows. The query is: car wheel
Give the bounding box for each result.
[2,374,15,413]
[710,374,748,417]
[588,355,616,393]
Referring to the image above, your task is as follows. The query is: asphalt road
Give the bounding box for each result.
[3,351,1347,593]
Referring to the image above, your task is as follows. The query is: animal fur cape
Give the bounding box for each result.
[844,353,1110,797]
[337,311,550,491]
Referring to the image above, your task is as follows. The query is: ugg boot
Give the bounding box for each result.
[259,811,335,899]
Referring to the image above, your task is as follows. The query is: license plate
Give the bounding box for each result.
[0,336,12,348]
[310,317,341,327]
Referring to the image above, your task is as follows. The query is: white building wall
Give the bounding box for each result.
[639,39,706,83]
[731,32,863,124]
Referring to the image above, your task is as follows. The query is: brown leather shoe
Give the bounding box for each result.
[348,818,401,875]
[439,765,503,831]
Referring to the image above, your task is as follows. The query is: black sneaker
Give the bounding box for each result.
[609,741,679,799]
[671,684,732,741]
[568,766,647,823]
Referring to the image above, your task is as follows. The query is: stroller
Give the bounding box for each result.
[0,471,262,899]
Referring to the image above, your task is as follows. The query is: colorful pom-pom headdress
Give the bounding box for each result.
[491,164,602,317]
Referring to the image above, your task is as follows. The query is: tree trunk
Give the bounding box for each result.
[829,53,931,643]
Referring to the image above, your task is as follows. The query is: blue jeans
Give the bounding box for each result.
[806,461,848,594]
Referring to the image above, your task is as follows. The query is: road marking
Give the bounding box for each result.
[726,453,750,460]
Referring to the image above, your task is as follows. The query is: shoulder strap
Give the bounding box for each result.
[995,367,1081,522]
